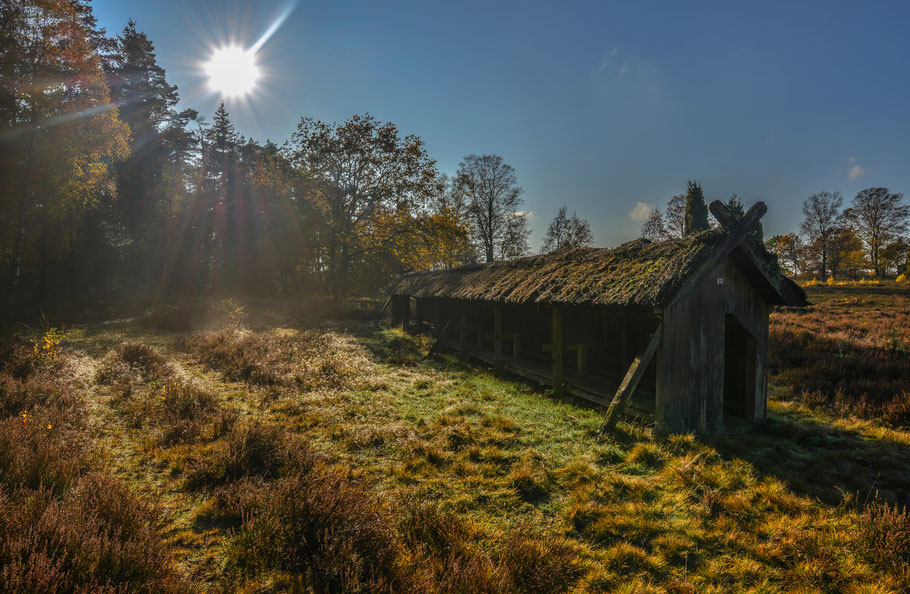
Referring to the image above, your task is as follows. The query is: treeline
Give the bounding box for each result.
[641,183,910,280]
[767,189,909,279]
[2,0,593,314]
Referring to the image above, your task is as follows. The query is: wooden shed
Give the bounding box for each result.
[386,201,807,433]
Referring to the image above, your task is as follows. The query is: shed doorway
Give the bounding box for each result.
[723,314,756,420]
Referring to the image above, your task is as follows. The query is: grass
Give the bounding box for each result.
[3,289,909,591]
[770,283,910,426]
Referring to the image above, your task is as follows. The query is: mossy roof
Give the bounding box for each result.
[386,229,807,308]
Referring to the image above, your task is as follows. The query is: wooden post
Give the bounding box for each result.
[390,296,402,326]
[376,297,392,325]
[494,302,503,368]
[601,322,664,432]
[433,300,440,330]
[415,298,424,331]
[552,305,564,391]
[459,307,468,351]
[401,296,410,330]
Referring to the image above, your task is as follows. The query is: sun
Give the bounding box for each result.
[205,46,260,97]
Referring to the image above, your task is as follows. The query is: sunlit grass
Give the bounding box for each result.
[16,293,908,590]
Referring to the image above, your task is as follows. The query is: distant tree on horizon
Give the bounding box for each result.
[640,209,667,241]
[665,194,686,239]
[799,191,844,279]
[765,233,803,276]
[844,187,910,276]
[542,206,593,252]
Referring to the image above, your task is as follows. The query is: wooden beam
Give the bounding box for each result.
[375,297,391,325]
[552,305,564,392]
[711,200,805,306]
[670,201,767,308]
[400,296,410,330]
[423,319,453,360]
[493,302,503,367]
[600,322,663,432]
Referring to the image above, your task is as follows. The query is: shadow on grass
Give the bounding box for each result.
[709,411,910,508]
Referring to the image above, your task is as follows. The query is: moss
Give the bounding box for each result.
[387,229,804,308]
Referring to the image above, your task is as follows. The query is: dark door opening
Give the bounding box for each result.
[724,314,756,420]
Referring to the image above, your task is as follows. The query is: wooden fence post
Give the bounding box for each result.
[552,305,564,391]
[494,302,503,367]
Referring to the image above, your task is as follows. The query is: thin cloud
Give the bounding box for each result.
[628,202,653,222]
[846,157,866,181]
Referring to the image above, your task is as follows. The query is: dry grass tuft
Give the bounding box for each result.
[858,497,910,584]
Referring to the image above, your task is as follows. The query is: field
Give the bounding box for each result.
[2,287,910,592]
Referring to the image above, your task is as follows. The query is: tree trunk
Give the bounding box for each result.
[6,202,26,306]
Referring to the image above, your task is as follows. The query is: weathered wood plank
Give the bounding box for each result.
[423,319,453,360]
[600,322,663,432]
[552,305,564,391]
[710,200,805,306]
[494,302,503,367]
[375,297,391,325]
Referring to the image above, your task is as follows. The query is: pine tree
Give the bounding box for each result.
[683,181,709,236]
[104,19,182,278]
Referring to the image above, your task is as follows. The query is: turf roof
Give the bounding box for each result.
[387,229,806,308]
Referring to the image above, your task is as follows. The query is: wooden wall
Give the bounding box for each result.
[655,257,770,433]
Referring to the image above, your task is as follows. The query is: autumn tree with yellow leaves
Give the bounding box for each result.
[0,0,129,303]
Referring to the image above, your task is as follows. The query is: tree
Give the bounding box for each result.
[102,19,184,284]
[844,187,910,276]
[499,212,531,260]
[683,181,709,236]
[0,0,130,303]
[880,239,909,276]
[542,206,594,252]
[455,154,528,263]
[422,174,476,267]
[826,228,866,279]
[765,233,802,276]
[665,194,686,238]
[288,113,439,299]
[799,191,844,279]
[640,209,667,241]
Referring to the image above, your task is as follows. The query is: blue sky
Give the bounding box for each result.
[92,0,910,249]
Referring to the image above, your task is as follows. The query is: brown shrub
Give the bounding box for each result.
[0,415,90,493]
[180,329,350,391]
[140,301,209,332]
[111,380,219,445]
[770,296,910,426]
[0,475,183,593]
[179,331,282,385]
[0,372,82,420]
[858,498,910,583]
[225,469,404,592]
[95,342,174,386]
[186,421,308,487]
[495,531,583,594]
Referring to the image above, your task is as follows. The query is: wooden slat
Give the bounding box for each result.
[375,297,391,325]
[600,322,663,432]
[494,302,503,367]
[552,305,564,392]
[423,319,453,360]
[670,201,767,308]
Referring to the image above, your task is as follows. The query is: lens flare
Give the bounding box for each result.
[205,46,260,97]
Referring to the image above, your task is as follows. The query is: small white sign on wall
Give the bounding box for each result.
[717,278,724,285]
